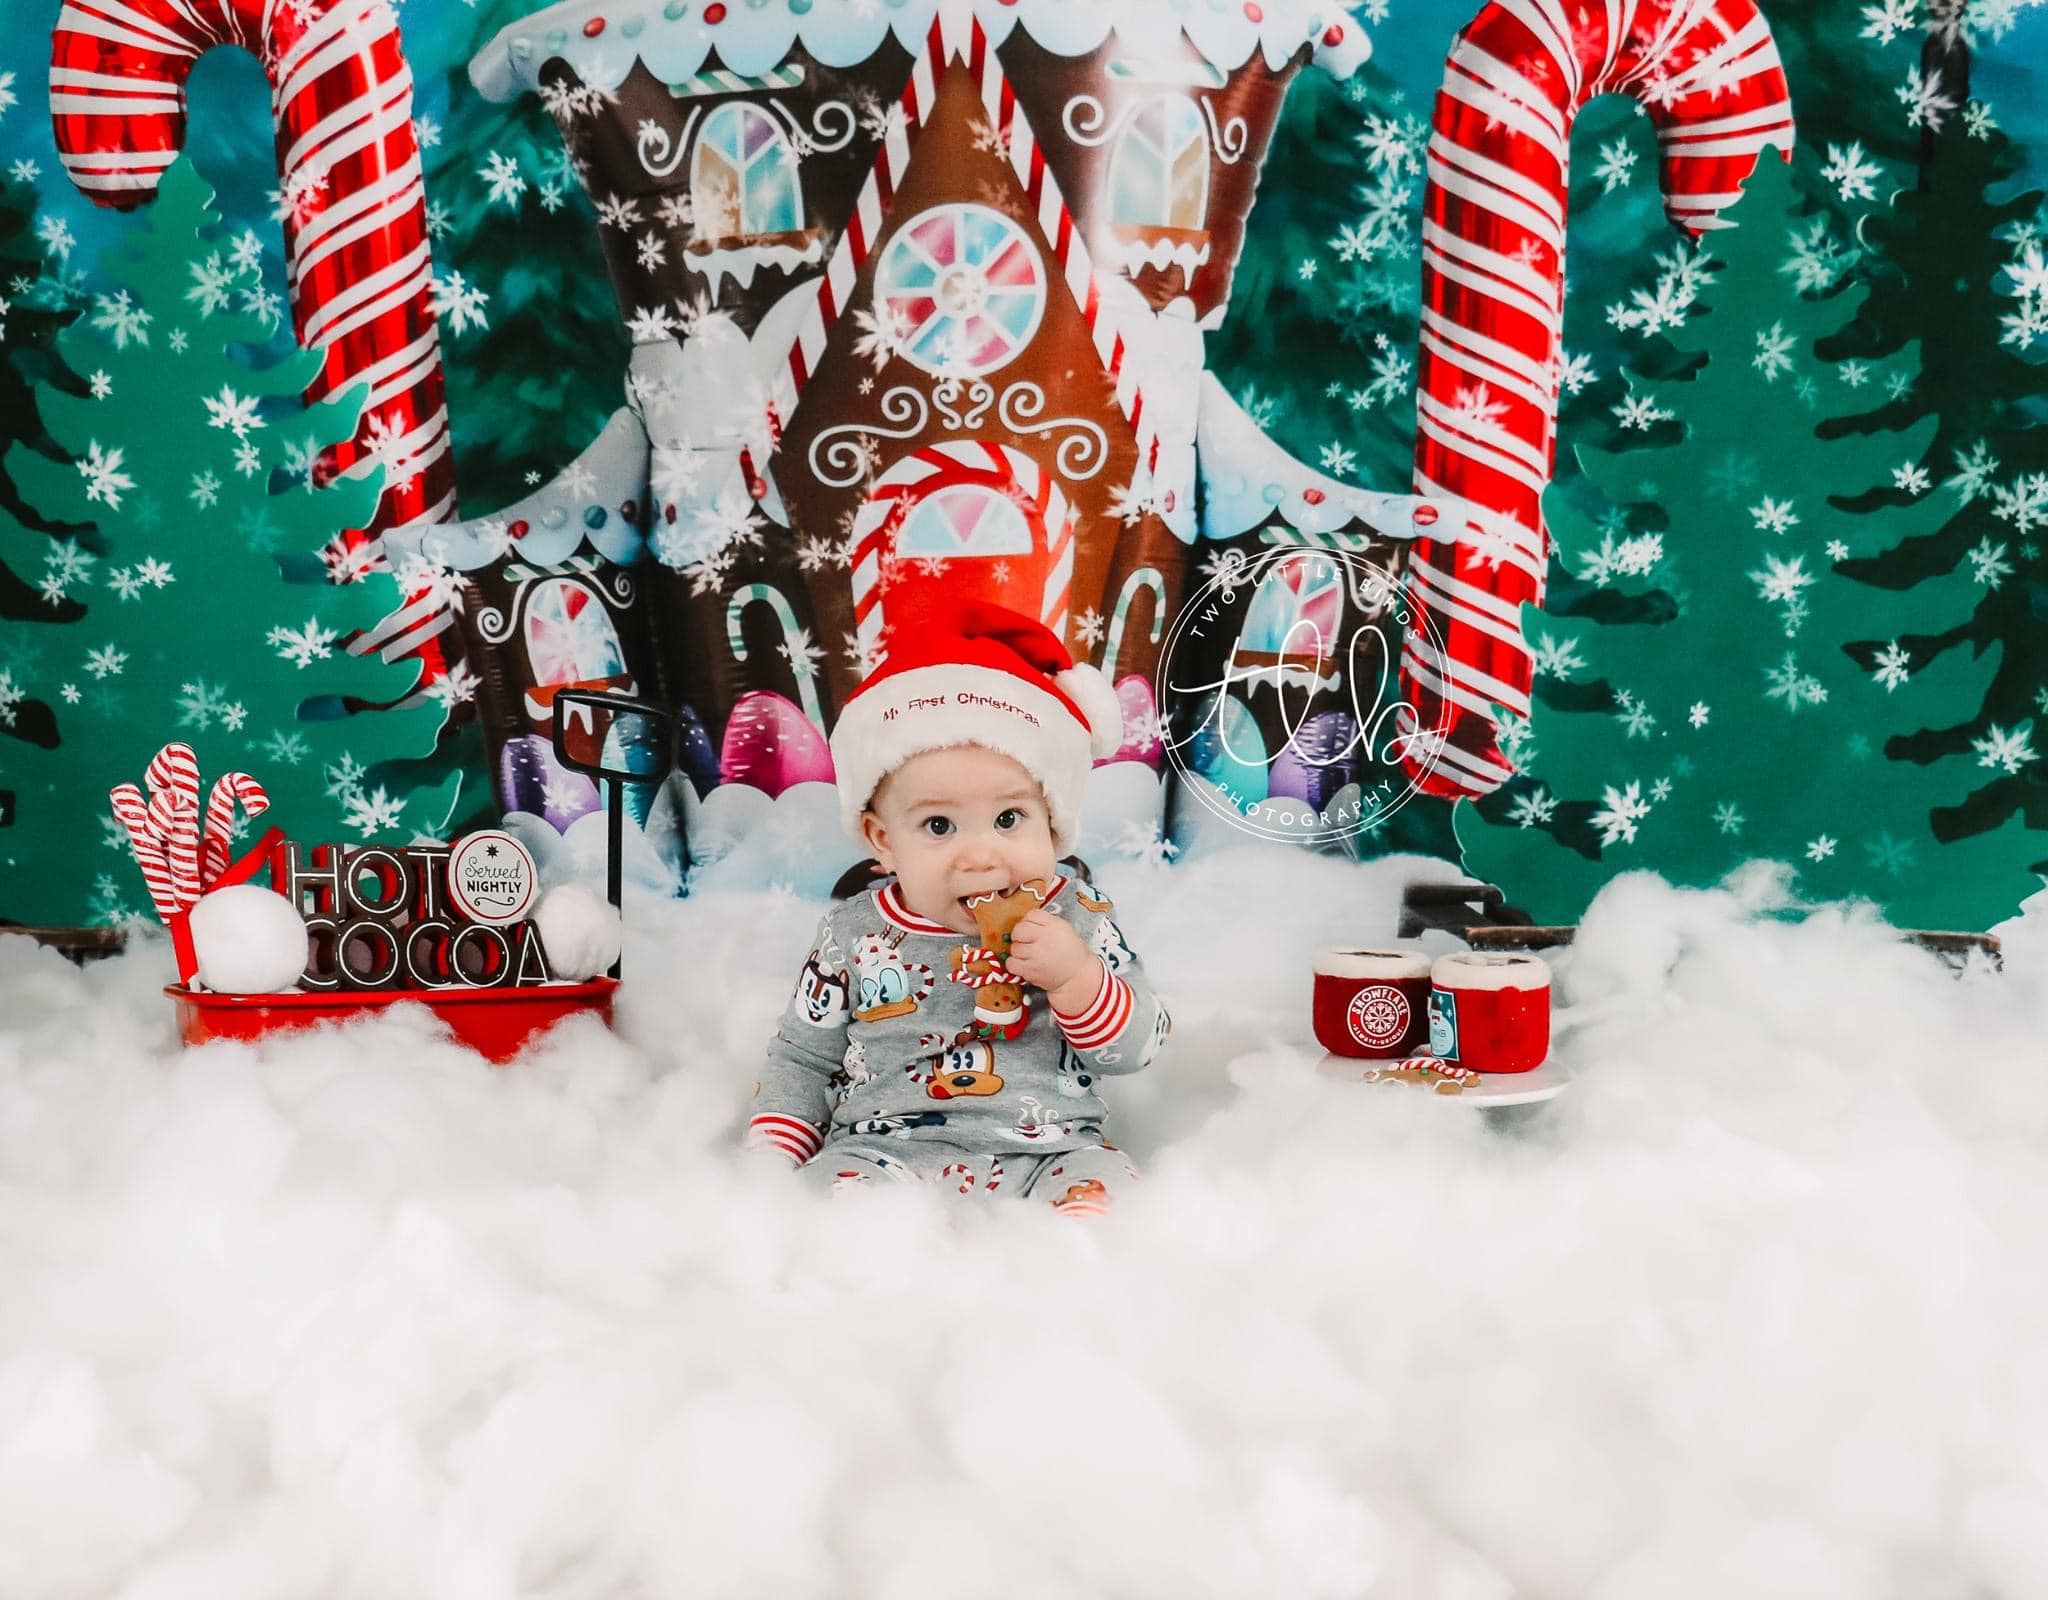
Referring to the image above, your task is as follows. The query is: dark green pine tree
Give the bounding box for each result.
[1817,118,2047,851]
[424,0,632,515]
[1458,153,2040,931]
[0,170,91,777]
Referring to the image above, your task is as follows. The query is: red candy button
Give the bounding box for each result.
[582,15,605,34]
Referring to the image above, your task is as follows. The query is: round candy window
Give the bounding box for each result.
[873,203,1048,378]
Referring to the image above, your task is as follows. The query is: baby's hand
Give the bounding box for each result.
[1004,909,1094,995]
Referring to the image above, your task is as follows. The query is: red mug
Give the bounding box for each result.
[1313,948,1433,1058]
[1427,952,1551,1074]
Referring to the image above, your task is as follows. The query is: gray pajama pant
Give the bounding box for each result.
[805,1137,1138,1211]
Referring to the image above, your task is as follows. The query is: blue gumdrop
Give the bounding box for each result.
[584,505,609,530]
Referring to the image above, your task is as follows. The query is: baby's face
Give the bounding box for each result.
[860,745,1058,936]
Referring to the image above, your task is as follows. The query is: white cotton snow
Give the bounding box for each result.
[531,883,622,982]
[2,844,2045,1598]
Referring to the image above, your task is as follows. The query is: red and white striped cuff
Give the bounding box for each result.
[1051,960,1133,1050]
[746,1113,824,1165]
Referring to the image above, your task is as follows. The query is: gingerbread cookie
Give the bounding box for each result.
[947,878,1047,1044]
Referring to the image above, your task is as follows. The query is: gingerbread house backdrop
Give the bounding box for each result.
[387,0,1458,890]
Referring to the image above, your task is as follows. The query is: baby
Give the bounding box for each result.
[747,598,1171,1215]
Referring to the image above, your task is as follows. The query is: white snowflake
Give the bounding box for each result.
[233,440,263,479]
[1591,781,1652,847]
[1751,322,1797,382]
[635,231,666,272]
[1971,721,2037,775]
[324,753,367,800]
[1593,138,1637,192]
[1896,64,1958,131]
[267,617,339,668]
[1891,461,1932,495]
[1111,820,1180,868]
[1965,99,1997,139]
[89,370,111,399]
[1507,786,1558,828]
[90,289,152,350]
[189,469,220,509]
[1859,0,1920,45]
[44,538,93,591]
[1992,473,2048,536]
[1557,351,1596,398]
[627,303,680,344]
[1749,496,1799,535]
[1950,440,2000,503]
[1530,631,1586,680]
[1781,219,1854,293]
[1714,801,1744,836]
[138,556,173,589]
[1072,607,1107,649]
[361,410,421,496]
[1612,391,1674,431]
[85,644,126,679]
[202,384,264,439]
[479,151,527,208]
[425,662,482,710]
[1689,702,1710,729]
[1764,650,1829,712]
[176,678,243,731]
[1871,640,1913,692]
[0,670,19,728]
[1617,696,1657,740]
[108,567,144,602]
[1822,141,1883,203]
[1751,553,1816,606]
[77,440,135,510]
[1805,834,1838,863]
[1966,536,2014,589]
[342,785,406,837]
[429,270,490,336]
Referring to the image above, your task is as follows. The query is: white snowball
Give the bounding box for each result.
[534,883,622,982]
[187,885,308,994]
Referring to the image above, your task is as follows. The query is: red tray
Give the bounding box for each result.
[167,978,619,1064]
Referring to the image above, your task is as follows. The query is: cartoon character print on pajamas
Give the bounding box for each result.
[1089,915,1137,975]
[793,946,851,1029]
[851,929,935,1023]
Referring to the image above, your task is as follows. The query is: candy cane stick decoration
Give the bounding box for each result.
[201,771,271,888]
[1399,0,1793,797]
[728,583,827,732]
[1101,567,1165,682]
[50,0,460,668]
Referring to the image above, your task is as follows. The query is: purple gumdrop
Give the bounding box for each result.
[1267,710,1358,811]
[539,743,602,831]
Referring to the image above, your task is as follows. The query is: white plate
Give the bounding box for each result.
[1314,1051,1572,1105]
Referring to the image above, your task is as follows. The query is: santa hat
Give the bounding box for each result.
[830,598,1124,854]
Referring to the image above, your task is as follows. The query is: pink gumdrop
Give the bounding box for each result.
[720,691,835,799]
[1108,676,1163,770]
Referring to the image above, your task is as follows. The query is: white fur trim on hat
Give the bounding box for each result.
[1055,663,1125,762]
[830,662,1109,854]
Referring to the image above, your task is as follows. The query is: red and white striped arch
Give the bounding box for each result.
[849,440,1074,658]
[761,9,1157,480]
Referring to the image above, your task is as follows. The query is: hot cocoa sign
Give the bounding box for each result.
[271,830,556,991]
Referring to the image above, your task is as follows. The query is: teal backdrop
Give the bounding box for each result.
[2,0,2043,928]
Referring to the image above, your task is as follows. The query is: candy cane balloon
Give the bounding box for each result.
[50,0,459,662]
[1400,0,1794,797]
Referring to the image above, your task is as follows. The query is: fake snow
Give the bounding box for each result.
[2,846,2045,1597]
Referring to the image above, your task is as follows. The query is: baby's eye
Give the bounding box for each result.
[995,808,1023,830]
[921,816,955,838]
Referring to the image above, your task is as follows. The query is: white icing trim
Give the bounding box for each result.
[683,234,826,298]
[472,0,1371,104]
[1109,232,1213,280]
